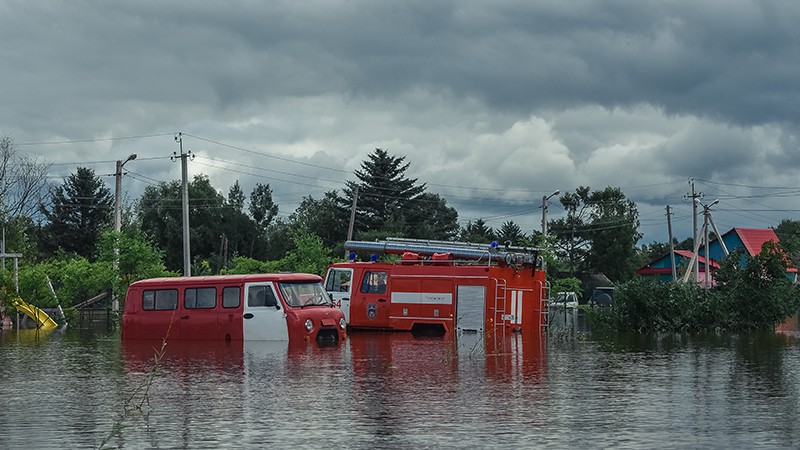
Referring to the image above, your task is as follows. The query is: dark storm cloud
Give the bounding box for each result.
[1,0,799,243]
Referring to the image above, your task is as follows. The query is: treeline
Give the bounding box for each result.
[3,136,800,325]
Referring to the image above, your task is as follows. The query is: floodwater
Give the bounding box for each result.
[2,313,800,449]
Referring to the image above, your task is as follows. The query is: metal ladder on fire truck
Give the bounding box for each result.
[493,277,507,335]
[540,280,550,334]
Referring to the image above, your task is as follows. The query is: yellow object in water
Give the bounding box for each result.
[11,297,58,330]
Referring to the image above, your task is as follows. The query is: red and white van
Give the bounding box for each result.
[122,273,346,344]
[325,239,548,334]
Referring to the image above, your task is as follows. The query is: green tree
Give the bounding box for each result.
[774,219,800,266]
[341,148,426,236]
[279,229,332,275]
[138,174,227,272]
[549,187,592,276]
[714,242,800,330]
[585,187,641,282]
[227,181,246,212]
[405,193,459,240]
[549,186,641,281]
[97,230,175,301]
[496,220,526,246]
[459,218,496,243]
[249,183,279,233]
[599,242,800,333]
[38,167,113,259]
[290,190,349,249]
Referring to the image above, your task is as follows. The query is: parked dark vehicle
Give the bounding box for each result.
[590,287,614,307]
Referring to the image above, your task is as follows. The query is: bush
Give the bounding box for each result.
[593,242,800,333]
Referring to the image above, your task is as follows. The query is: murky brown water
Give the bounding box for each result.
[2,314,800,449]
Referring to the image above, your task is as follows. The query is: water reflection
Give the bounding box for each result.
[3,325,800,448]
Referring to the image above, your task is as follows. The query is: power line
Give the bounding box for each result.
[16,133,176,146]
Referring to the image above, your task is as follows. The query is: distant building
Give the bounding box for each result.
[636,227,798,285]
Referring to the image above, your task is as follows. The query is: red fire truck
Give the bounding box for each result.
[324,238,548,334]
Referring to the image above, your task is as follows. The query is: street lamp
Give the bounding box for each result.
[541,190,560,238]
[114,153,137,232]
[112,153,136,312]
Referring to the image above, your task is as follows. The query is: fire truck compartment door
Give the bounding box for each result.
[243,282,288,340]
[456,285,486,332]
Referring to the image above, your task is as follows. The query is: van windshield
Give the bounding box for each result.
[279,282,331,308]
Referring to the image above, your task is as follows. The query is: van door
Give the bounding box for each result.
[243,282,288,340]
[350,270,390,328]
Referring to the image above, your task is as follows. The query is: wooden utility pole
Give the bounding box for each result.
[666,205,677,281]
[347,186,359,240]
[173,132,193,277]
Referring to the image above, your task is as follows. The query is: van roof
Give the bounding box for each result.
[129,273,322,288]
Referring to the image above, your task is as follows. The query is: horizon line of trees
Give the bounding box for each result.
[2,135,800,310]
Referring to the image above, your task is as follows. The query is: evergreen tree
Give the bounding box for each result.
[340,148,426,237]
[405,193,459,240]
[496,220,526,246]
[249,183,278,233]
[459,218,496,243]
[39,167,113,259]
[227,181,246,212]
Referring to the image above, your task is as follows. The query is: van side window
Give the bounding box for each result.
[248,286,279,308]
[361,271,387,294]
[185,287,216,309]
[142,289,178,311]
[223,286,240,308]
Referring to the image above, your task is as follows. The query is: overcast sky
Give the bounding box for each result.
[2,0,799,246]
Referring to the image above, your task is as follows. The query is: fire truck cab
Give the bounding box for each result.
[324,239,548,334]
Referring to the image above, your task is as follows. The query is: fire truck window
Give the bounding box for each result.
[185,287,216,309]
[223,286,240,308]
[361,271,387,293]
[142,289,178,311]
[325,269,351,292]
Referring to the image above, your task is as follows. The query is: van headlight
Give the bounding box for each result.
[305,319,314,332]
[339,317,346,329]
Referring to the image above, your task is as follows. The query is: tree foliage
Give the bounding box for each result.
[38,167,113,259]
[596,242,800,332]
[138,174,227,272]
[549,186,641,281]
[459,218,496,243]
[249,183,278,232]
[496,220,527,246]
[340,148,427,237]
[290,190,349,249]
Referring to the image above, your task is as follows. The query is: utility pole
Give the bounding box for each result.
[666,205,677,281]
[697,198,720,288]
[112,153,136,311]
[541,190,559,240]
[685,178,702,282]
[114,154,137,234]
[173,133,193,277]
[346,186,359,258]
